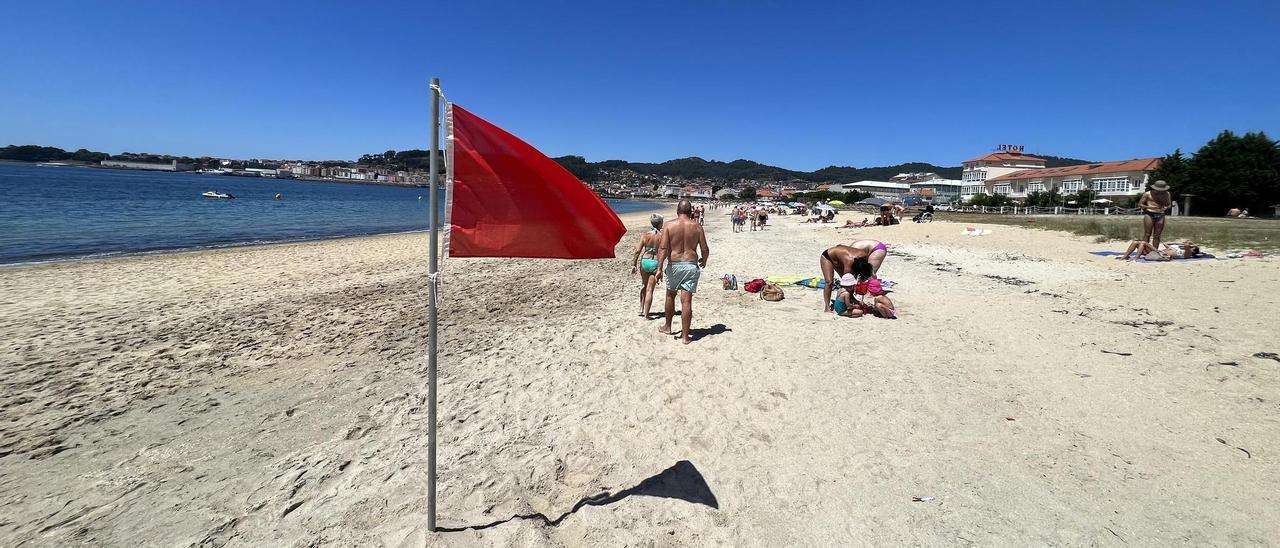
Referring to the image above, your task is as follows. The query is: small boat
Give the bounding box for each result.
[202,191,235,199]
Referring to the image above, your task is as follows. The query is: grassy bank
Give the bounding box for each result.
[937,213,1280,252]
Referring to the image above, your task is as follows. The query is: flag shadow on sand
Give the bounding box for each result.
[437,460,717,532]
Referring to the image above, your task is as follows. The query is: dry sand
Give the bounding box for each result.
[2,210,1278,546]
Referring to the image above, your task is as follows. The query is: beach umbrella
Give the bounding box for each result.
[1091,198,1113,204]
[857,197,887,206]
[814,203,837,211]
[788,202,804,207]
[828,200,846,206]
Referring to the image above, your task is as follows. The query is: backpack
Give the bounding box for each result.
[743,278,766,293]
[761,283,785,301]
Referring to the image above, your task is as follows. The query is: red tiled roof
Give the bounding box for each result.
[987,158,1162,182]
[816,184,833,191]
[964,152,1047,164]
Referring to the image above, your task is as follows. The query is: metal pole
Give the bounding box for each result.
[427,77,441,532]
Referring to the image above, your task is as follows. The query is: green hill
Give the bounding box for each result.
[553,154,1094,184]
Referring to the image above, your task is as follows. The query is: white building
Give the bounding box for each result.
[984,158,1161,201]
[909,178,963,203]
[833,180,910,200]
[960,152,1047,201]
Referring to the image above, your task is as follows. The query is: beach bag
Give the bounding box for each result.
[722,274,738,290]
[743,278,766,293]
[761,283,785,301]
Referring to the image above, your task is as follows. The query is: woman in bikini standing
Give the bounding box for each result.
[1138,180,1173,249]
[631,214,664,318]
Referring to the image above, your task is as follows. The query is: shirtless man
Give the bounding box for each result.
[1137,180,1172,249]
[656,200,710,344]
[819,244,873,311]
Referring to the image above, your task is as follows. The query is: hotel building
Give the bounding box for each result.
[984,158,1161,201]
[960,152,1047,201]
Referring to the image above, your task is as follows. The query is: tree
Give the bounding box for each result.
[738,187,757,200]
[1183,131,1280,215]
[1150,149,1190,196]
[1076,188,1099,206]
[383,150,396,160]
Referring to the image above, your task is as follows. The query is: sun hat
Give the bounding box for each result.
[866,278,884,295]
[1151,180,1170,191]
[839,273,858,287]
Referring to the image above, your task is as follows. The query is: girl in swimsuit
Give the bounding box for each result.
[631,214,664,318]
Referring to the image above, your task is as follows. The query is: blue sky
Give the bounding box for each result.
[2,1,1277,170]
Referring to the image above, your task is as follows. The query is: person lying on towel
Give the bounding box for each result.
[1117,240,1204,261]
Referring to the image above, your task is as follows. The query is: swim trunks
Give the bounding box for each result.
[1145,210,1165,222]
[665,261,701,293]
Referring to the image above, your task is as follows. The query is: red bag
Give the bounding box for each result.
[743,278,766,293]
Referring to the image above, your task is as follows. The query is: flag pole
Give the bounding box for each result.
[427,76,441,532]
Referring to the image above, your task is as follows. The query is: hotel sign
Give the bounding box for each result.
[995,144,1025,153]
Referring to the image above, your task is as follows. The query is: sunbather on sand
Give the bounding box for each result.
[1117,239,1203,261]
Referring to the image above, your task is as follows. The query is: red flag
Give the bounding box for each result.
[445,104,625,259]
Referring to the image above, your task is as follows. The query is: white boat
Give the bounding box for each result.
[202,191,235,199]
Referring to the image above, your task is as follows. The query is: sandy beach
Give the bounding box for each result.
[2,209,1279,546]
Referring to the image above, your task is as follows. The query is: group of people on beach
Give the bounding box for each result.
[1117,180,1205,261]
[819,240,896,319]
[730,205,769,232]
[632,199,898,343]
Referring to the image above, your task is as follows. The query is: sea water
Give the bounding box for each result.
[0,162,661,264]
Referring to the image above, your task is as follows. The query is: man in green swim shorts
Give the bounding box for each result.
[656,200,710,344]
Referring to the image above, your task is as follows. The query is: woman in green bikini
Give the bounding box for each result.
[632,214,665,318]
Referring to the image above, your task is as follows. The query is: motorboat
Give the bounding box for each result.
[202,191,235,199]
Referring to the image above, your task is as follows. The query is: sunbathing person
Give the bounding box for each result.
[1118,239,1203,261]
[841,217,870,228]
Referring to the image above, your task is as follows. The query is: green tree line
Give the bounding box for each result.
[1150,131,1280,215]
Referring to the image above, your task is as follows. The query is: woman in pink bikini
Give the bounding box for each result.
[849,239,888,276]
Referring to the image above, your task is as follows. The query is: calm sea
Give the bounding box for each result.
[0,162,661,264]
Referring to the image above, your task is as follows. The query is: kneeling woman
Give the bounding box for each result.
[631,214,664,318]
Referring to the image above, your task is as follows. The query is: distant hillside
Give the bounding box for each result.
[1034,154,1094,168]
[552,154,1094,184]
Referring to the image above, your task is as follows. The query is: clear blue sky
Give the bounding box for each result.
[2,1,1277,170]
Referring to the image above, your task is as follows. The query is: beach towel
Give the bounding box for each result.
[961,227,991,236]
[765,276,897,290]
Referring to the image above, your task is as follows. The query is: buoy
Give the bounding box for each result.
[275,193,282,200]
